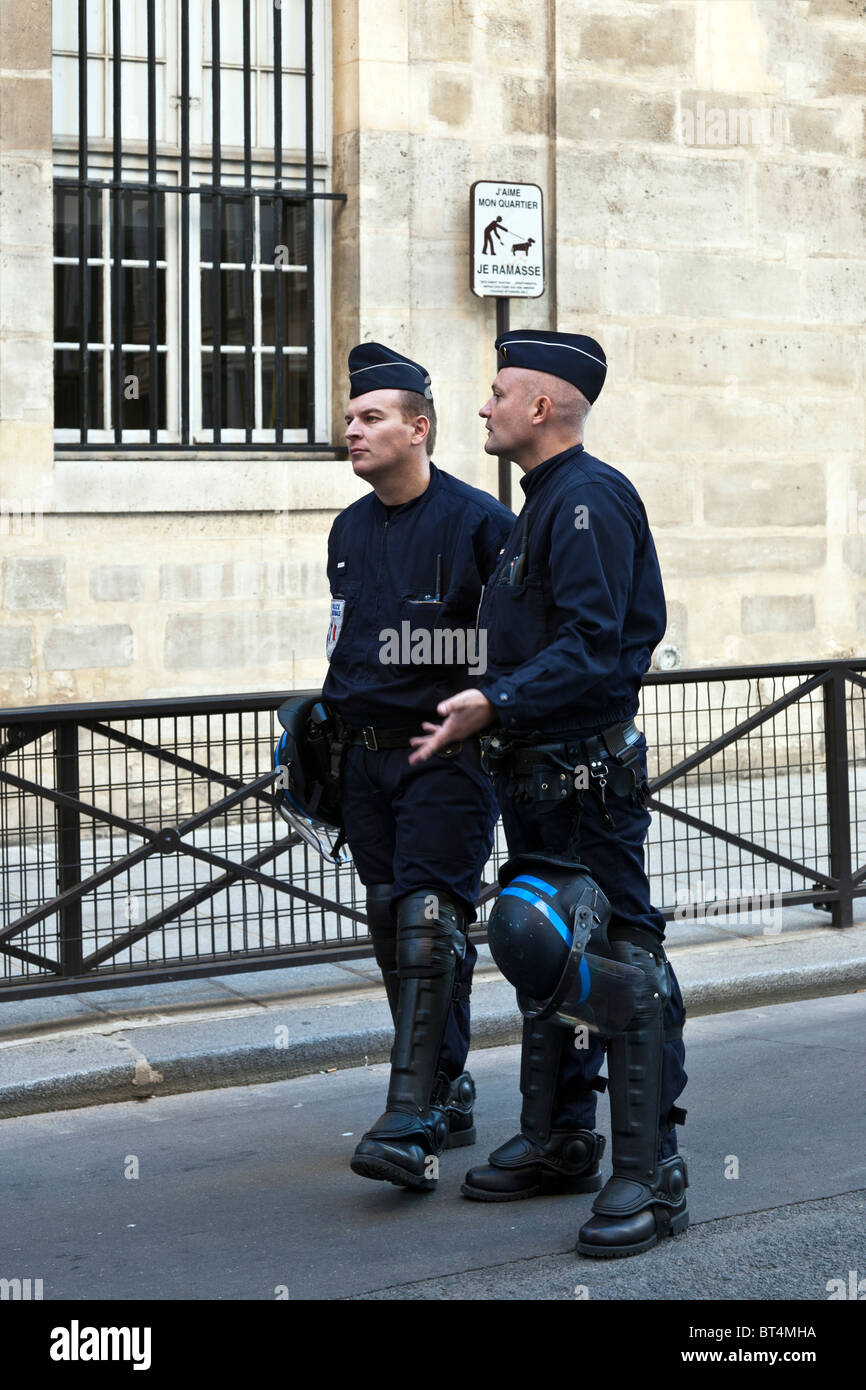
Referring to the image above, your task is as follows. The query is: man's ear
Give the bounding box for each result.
[411,415,430,447]
[530,394,553,426]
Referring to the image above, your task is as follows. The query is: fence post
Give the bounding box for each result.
[55,723,83,974]
[823,666,853,929]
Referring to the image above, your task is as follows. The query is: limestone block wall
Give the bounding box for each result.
[0,0,366,706]
[0,0,864,707]
[553,0,866,671]
[331,0,865,674]
[0,0,57,704]
[331,0,557,492]
[0,456,367,705]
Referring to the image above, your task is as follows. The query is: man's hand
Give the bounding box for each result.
[408,689,496,764]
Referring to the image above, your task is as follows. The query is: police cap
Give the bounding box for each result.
[348,342,433,400]
[495,329,607,403]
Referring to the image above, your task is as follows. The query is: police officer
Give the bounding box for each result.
[410,329,688,1256]
[325,343,514,1193]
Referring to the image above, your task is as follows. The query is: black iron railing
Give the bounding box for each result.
[0,659,863,1001]
[642,660,862,933]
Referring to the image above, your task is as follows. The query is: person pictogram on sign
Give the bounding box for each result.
[482,216,506,256]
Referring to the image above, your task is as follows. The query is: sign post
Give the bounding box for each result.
[495,297,510,506]
[470,181,544,507]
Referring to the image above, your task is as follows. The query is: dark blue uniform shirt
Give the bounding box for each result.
[477,444,666,737]
[323,463,514,727]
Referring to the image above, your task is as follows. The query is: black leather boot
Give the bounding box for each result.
[576,937,689,1257]
[576,1154,688,1256]
[461,1017,605,1201]
[434,1070,477,1149]
[364,885,476,1150]
[352,891,466,1192]
[365,882,401,1020]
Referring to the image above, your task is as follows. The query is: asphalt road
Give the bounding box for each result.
[0,993,864,1302]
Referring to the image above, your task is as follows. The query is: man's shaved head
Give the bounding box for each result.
[519,370,591,435]
[479,365,594,472]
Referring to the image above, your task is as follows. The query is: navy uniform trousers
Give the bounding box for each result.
[341,739,499,1081]
[495,734,687,1160]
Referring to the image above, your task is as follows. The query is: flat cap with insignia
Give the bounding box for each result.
[495,328,607,403]
[348,342,433,400]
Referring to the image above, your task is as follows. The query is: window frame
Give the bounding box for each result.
[51,0,339,451]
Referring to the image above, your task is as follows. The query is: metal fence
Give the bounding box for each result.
[1,658,863,1002]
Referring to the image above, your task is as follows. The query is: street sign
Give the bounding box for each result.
[470,181,544,299]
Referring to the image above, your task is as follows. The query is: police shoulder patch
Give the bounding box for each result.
[326,598,345,659]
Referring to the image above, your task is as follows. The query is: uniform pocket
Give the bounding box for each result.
[398,596,489,678]
[402,597,444,632]
[399,597,458,668]
[482,578,549,667]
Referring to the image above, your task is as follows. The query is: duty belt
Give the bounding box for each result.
[337,717,461,755]
[507,719,641,774]
[483,719,648,804]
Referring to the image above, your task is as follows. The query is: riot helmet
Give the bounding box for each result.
[273,695,348,862]
[487,853,641,1035]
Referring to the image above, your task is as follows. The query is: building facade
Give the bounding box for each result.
[1,0,864,706]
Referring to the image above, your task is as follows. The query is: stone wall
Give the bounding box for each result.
[333,0,865,675]
[553,0,866,671]
[0,0,864,706]
[0,0,56,704]
[331,0,555,485]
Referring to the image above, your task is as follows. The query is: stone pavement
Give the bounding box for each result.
[1,993,863,1304]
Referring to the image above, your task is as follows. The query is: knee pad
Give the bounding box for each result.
[365,883,395,973]
[396,889,467,979]
[609,936,670,1026]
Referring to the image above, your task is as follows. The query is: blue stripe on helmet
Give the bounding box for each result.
[510,873,559,898]
[577,956,592,1004]
[499,886,572,947]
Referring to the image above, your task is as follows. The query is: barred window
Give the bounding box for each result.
[52,0,339,449]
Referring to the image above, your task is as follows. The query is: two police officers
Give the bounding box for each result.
[411,330,689,1257]
[324,343,514,1192]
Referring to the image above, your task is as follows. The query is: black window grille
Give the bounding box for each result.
[52,0,345,450]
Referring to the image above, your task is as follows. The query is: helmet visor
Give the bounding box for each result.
[520,949,643,1035]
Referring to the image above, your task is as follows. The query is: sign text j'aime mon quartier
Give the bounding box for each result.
[470,181,544,299]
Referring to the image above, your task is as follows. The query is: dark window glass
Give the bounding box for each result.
[200,270,247,346]
[119,350,166,429]
[54,264,104,342]
[54,350,103,428]
[200,194,248,264]
[262,353,306,431]
[261,269,306,347]
[117,191,166,261]
[120,266,166,342]
[201,353,250,429]
[259,199,306,266]
[53,188,101,258]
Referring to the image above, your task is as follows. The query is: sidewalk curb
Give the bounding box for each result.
[1,960,864,1120]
